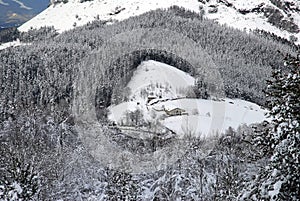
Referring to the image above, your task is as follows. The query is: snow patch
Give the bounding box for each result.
[0,39,29,50]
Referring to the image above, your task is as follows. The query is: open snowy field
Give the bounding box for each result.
[108,60,268,139]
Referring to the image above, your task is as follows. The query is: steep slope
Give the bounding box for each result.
[18,0,300,44]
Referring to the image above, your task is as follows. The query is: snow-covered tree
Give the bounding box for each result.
[104,169,139,201]
[245,54,300,200]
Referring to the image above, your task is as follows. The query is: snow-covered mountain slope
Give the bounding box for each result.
[108,60,267,139]
[18,0,300,44]
[18,0,199,32]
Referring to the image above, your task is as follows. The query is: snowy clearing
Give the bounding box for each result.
[127,60,195,102]
[108,60,268,139]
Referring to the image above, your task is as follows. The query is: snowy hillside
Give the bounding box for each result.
[1,0,299,198]
[108,60,267,139]
[18,0,300,44]
[127,60,195,102]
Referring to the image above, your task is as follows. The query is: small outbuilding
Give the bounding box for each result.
[165,108,187,116]
[147,95,157,103]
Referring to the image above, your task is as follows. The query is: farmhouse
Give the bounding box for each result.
[165,108,187,116]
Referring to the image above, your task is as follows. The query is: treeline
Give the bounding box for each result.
[0,27,19,44]
[254,29,299,51]
[77,24,223,121]
[57,6,296,105]
[19,26,59,43]
[96,48,198,115]
[0,26,58,45]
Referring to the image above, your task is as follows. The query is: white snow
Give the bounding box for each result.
[18,0,200,33]
[160,98,267,138]
[18,0,300,44]
[268,179,284,199]
[127,60,195,101]
[109,60,196,124]
[108,60,268,139]
[203,0,300,45]
[0,39,28,50]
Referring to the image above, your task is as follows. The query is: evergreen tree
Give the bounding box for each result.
[254,54,300,200]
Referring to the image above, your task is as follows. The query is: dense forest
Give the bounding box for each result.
[0,6,299,200]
